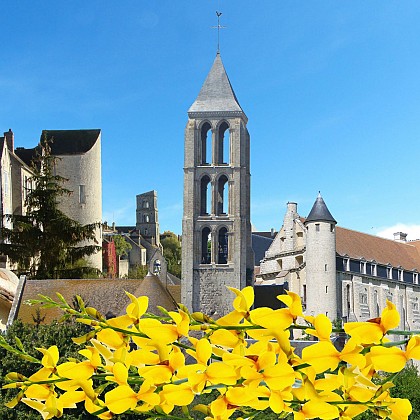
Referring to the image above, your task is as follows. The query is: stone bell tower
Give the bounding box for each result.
[181,53,254,316]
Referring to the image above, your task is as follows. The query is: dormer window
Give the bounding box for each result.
[398,268,403,281]
[371,262,377,277]
[343,257,350,271]
[387,265,392,279]
[414,272,419,285]
[360,260,367,275]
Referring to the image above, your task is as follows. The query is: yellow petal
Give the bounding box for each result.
[57,361,94,380]
[369,346,407,373]
[206,362,238,385]
[126,293,149,319]
[96,329,125,349]
[301,341,339,373]
[25,384,52,400]
[161,383,194,406]
[344,322,383,344]
[301,399,339,419]
[389,398,412,420]
[113,362,128,384]
[105,385,137,414]
[405,336,420,360]
[138,318,178,344]
[381,300,400,333]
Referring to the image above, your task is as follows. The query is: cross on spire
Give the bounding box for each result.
[212,11,226,53]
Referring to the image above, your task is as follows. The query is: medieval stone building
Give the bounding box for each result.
[257,194,420,332]
[181,53,254,316]
[0,128,103,271]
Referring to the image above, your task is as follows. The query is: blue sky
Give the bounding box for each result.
[2,1,420,238]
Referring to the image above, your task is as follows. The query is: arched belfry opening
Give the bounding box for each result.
[201,227,211,264]
[200,175,211,215]
[216,175,229,215]
[182,52,254,316]
[200,122,212,165]
[217,227,229,264]
[217,121,230,164]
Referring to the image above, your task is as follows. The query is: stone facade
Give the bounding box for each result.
[182,53,254,316]
[136,190,160,247]
[50,130,102,270]
[257,196,420,333]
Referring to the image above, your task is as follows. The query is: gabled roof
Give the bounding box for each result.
[188,53,245,117]
[336,227,420,271]
[305,193,336,224]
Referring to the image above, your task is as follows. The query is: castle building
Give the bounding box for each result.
[181,53,254,316]
[1,129,103,272]
[257,194,420,332]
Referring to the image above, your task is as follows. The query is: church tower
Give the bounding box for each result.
[304,193,338,320]
[182,53,254,316]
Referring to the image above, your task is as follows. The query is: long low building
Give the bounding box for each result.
[256,194,420,332]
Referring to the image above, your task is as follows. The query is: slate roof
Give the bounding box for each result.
[42,129,100,155]
[305,193,336,224]
[336,226,420,271]
[188,53,245,116]
[15,129,101,167]
[252,233,274,266]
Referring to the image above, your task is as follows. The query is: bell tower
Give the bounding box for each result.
[181,53,254,316]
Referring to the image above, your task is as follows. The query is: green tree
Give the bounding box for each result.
[128,264,148,279]
[113,234,132,257]
[0,136,101,279]
[161,231,181,278]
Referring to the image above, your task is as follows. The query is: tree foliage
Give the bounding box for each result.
[161,231,181,278]
[113,235,132,257]
[0,136,101,279]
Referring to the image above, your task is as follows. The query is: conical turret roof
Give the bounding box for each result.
[305,193,336,224]
[188,53,245,117]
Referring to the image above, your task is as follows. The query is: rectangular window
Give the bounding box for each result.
[315,224,320,232]
[79,185,86,204]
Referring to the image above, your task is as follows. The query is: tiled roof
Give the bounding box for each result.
[336,226,420,271]
[15,277,178,324]
[188,53,244,115]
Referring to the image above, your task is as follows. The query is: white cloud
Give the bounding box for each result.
[376,224,420,241]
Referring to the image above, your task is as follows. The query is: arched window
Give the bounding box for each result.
[143,201,149,209]
[374,290,379,317]
[201,227,211,264]
[216,175,229,215]
[200,176,211,215]
[346,284,351,317]
[143,214,150,223]
[200,122,212,165]
[217,121,230,164]
[218,227,228,264]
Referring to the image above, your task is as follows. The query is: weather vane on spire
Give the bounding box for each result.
[212,11,225,53]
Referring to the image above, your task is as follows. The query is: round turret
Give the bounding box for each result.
[304,193,338,320]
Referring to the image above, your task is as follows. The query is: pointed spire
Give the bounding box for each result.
[305,192,336,224]
[188,53,245,117]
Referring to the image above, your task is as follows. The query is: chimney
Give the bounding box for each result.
[270,228,276,237]
[287,202,298,215]
[394,232,407,242]
[4,129,14,152]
